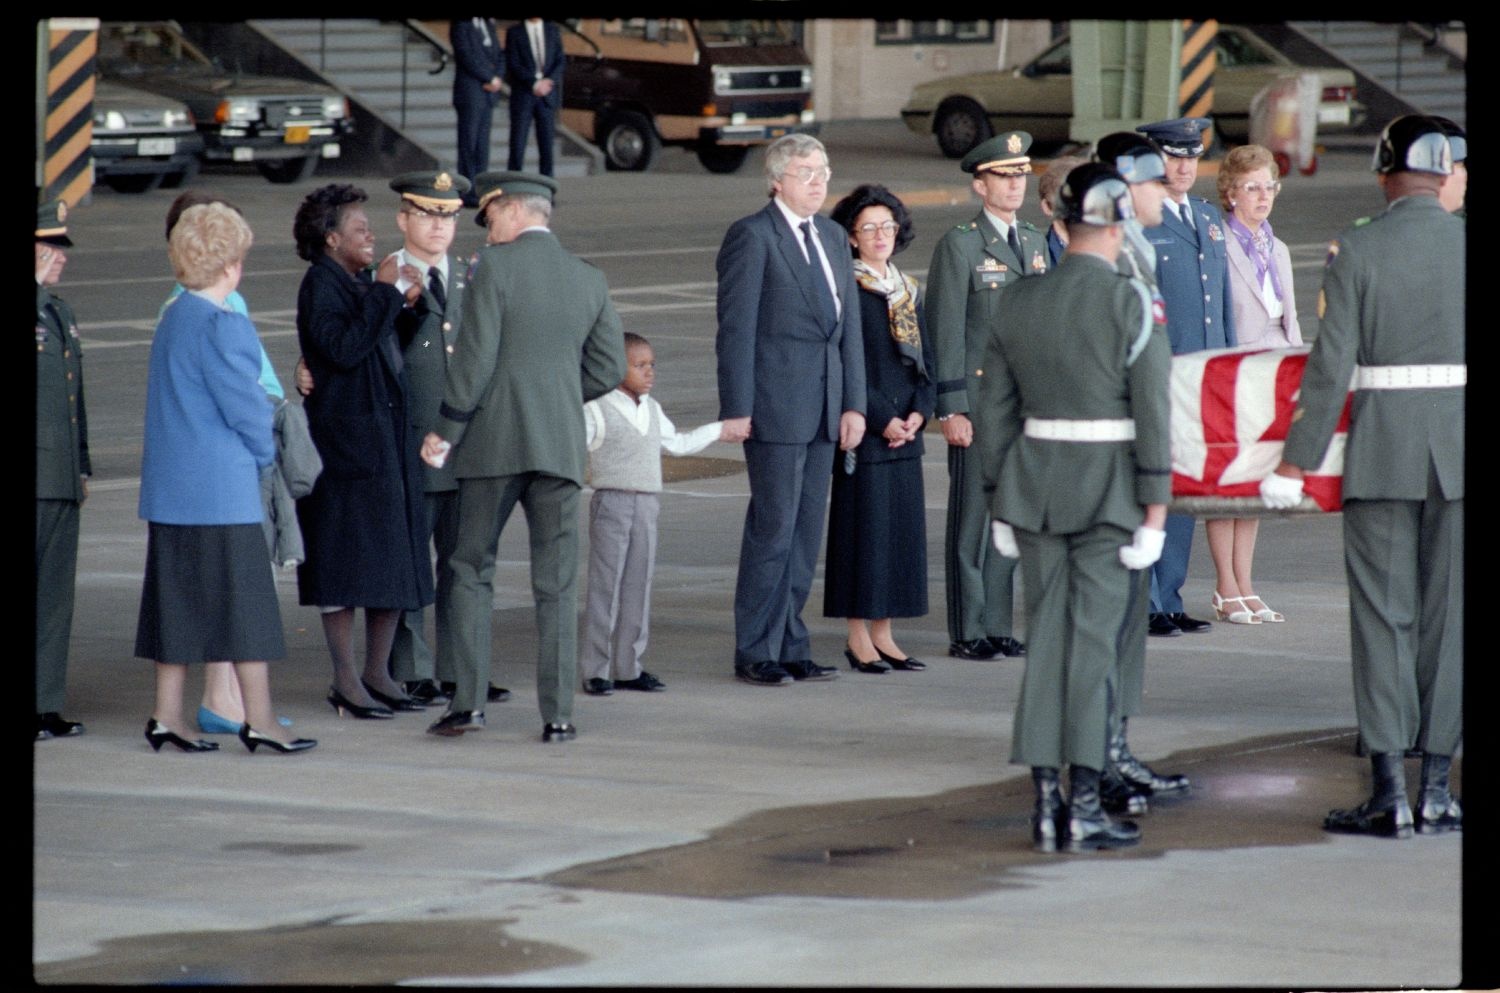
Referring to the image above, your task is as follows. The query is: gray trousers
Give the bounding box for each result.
[1342,480,1463,756]
[1111,566,1150,732]
[36,498,80,714]
[945,443,1017,643]
[581,489,659,681]
[441,473,580,722]
[391,489,458,683]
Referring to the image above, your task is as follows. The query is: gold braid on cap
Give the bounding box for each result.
[976,157,1032,176]
[402,192,463,215]
[476,187,506,212]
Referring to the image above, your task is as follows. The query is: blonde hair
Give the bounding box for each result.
[169,202,253,289]
[1217,144,1279,212]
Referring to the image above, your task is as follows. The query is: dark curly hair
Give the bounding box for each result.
[828,183,915,259]
[292,183,369,262]
[164,190,242,241]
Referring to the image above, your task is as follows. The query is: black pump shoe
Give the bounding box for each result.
[360,680,425,712]
[843,647,890,674]
[238,723,317,754]
[327,687,395,720]
[145,718,219,753]
[874,647,926,671]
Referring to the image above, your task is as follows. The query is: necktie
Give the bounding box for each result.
[476,18,491,46]
[427,266,446,311]
[1006,224,1023,265]
[1178,201,1194,228]
[800,220,838,330]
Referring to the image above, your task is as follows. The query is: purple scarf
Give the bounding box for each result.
[1226,214,1283,302]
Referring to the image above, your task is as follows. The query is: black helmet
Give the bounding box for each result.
[1093,132,1166,184]
[1373,115,1452,175]
[1430,115,1467,164]
[1058,163,1135,226]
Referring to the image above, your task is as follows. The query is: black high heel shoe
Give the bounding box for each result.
[144,718,219,753]
[843,647,890,674]
[326,687,395,720]
[874,647,926,671]
[360,679,425,712]
[238,723,318,754]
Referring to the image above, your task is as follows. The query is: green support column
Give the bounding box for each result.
[1069,20,1183,146]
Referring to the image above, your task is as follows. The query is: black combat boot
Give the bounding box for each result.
[1415,753,1462,835]
[1031,767,1065,853]
[1100,759,1149,815]
[1324,752,1414,838]
[1111,718,1189,796]
[1065,764,1141,852]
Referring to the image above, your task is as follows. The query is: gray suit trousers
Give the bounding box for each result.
[391,489,458,683]
[581,489,659,681]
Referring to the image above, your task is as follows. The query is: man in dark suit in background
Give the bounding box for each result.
[450,18,505,196]
[504,18,564,177]
[716,134,866,687]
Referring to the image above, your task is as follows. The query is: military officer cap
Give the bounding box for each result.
[961,131,1033,176]
[1057,163,1135,226]
[1093,132,1167,184]
[36,196,73,247]
[1135,117,1213,158]
[471,169,559,226]
[1430,115,1467,163]
[390,169,470,214]
[1373,115,1452,176]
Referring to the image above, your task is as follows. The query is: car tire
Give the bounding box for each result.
[696,144,751,174]
[160,156,201,190]
[257,154,320,184]
[934,99,992,159]
[600,111,660,172]
[102,173,165,194]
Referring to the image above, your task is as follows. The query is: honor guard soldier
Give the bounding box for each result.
[925,131,1045,661]
[975,163,1172,852]
[1134,117,1234,639]
[421,171,626,743]
[35,197,90,741]
[1261,116,1464,838]
[1432,116,1467,216]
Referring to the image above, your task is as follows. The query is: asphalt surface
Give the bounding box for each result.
[31,119,1479,987]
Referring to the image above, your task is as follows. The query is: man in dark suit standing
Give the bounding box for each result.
[716,134,866,686]
[450,18,505,195]
[504,18,564,177]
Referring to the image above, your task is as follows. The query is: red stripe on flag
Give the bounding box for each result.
[1199,351,1246,487]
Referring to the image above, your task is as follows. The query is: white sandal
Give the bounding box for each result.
[1211,591,1262,624]
[1241,594,1284,623]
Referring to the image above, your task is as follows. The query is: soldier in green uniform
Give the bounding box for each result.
[1262,116,1464,837]
[35,197,90,741]
[421,171,626,743]
[1433,116,1466,217]
[975,163,1172,852]
[926,131,1046,661]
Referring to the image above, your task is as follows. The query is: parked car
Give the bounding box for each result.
[557,18,817,173]
[96,20,353,184]
[90,79,204,193]
[901,25,1365,159]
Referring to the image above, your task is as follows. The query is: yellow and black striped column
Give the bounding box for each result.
[1178,19,1217,120]
[40,18,100,207]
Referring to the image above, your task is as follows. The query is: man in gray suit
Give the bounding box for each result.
[716,134,866,686]
[1262,116,1463,837]
[421,171,626,742]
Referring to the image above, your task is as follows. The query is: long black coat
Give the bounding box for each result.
[294,253,433,610]
[847,281,935,463]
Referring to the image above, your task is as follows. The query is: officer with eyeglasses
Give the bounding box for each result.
[1261,116,1464,839]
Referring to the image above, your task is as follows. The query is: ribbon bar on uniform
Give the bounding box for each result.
[1024,417,1136,442]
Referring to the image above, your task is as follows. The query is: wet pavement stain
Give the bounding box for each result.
[32,917,587,985]
[542,729,1461,902]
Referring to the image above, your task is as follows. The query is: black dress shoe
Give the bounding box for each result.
[437,682,512,703]
[844,647,890,674]
[361,680,426,712]
[584,677,614,696]
[1147,612,1182,637]
[987,635,1026,657]
[613,671,665,691]
[735,661,792,686]
[874,647,926,671]
[1324,753,1414,838]
[1166,611,1212,633]
[948,639,999,660]
[542,722,577,742]
[404,679,449,705]
[35,712,85,740]
[780,659,839,681]
[427,710,485,736]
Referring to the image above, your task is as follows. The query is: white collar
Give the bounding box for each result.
[772,196,817,232]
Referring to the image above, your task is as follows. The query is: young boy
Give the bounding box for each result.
[581,333,725,695]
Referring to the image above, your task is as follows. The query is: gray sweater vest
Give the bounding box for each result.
[590,397,663,493]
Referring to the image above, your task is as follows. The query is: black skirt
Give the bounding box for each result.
[823,455,929,619]
[135,522,286,663]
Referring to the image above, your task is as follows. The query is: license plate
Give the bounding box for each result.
[285,125,311,144]
[1317,104,1350,125]
[137,137,176,155]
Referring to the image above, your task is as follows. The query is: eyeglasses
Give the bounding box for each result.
[782,165,832,184]
[1238,181,1282,196]
[854,221,899,236]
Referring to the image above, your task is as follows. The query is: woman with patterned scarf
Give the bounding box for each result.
[822,185,936,673]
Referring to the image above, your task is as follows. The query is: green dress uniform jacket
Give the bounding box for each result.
[925,211,1046,645]
[974,251,1171,771]
[1281,194,1464,756]
[36,283,91,714]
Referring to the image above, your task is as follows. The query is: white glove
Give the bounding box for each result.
[1259,472,1305,510]
[991,520,1020,558]
[1118,526,1166,570]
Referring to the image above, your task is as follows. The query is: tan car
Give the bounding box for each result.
[901,25,1364,158]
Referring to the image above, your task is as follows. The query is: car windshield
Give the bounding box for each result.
[696,20,795,47]
[1215,30,1280,67]
[97,22,210,76]
[1027,38,1071,74]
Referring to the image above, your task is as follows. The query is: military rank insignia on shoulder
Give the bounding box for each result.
[956,221,975,232]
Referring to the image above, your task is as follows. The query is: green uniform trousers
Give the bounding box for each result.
[1342,473,1463,757]
[1010,523,1131,770]
[1111,567,1150,732]
[391,489,458,684]
[36,498,81,714]
[945,443,1017,643]
[441,473,580,722]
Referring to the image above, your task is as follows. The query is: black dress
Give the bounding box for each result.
[823,279,936,620]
